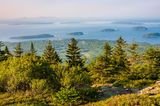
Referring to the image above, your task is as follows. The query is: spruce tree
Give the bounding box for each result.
[42,40,61,64]
[30,42,36,54]
[112,37,129,74]
[66,38,83,67]
[14,43,23,57]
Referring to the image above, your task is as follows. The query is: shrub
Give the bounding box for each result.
[30,79,48,93]
[78,87,99,102]
[54,87,80,106]
[0,55,60,92]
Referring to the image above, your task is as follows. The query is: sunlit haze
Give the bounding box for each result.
[0,0,160,19]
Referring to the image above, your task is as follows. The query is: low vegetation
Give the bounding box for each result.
[0,37,160,105]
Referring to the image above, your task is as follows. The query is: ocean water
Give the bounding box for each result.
[0,20,160,44]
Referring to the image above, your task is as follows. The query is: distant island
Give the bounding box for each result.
[143,33,160,38]
[133,26,148,31]
[68,32,84,36]
[112,21,143,25]
[101,28,117,32]
[10,34,54,40]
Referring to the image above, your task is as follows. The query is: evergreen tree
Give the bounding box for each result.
[95,42,112,69]
[4,46,12,59]
[144,47,160,80]
[144,47,160,66]
[89,42,112,83]
[14,43,23,57]
[103,42,112,66]
[112,37,129,74]
[42,40,61,64]
[4,46,10,55]
[0,41,6,61]
[128,43,139,65]
[30,42,36,54]
[66,38,83,67]
[0,41,4,52]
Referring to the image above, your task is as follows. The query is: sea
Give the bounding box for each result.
[0,19,160,44]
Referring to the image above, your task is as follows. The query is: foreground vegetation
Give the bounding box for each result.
[0,37,160,105]
[85,94,160,106]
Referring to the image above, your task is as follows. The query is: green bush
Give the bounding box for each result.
[0,55,60,92]
[54,87,80,106]
[78,87,99,102]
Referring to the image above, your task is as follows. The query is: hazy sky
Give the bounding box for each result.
[0,0,160,19]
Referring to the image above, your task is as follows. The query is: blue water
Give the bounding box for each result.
[0,20,160,44]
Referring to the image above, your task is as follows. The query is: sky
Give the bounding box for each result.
[0,0,160,19]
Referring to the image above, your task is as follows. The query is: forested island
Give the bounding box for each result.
[0,37,160,105]
[68,32,84,36]
[133,26,148,31]
[101,28,117,32]
[10,34,54,40]
[143,33,160,38]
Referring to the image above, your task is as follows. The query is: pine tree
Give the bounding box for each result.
[30,42,36,54]
[14,43,23,57]
[112,37,129,74]
[66,38,83,67]
[42,40,61,64]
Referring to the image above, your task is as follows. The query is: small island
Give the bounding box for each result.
[133,26,148,31]
[143,33,160,38]
[101,28,117,32]
[68,32,84,36]
[10,34,54,40]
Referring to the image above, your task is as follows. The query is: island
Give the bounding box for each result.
[133,26,148,31]
[143,33,160,38]
[68,32,84,36]
[101,28,117,32]
[10,34,54,40]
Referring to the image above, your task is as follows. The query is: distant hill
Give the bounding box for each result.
[133,26,148,31]
[101,28,117,32]
[10,34,54,40]
[68,32,84,36]
[143,33,160,38]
